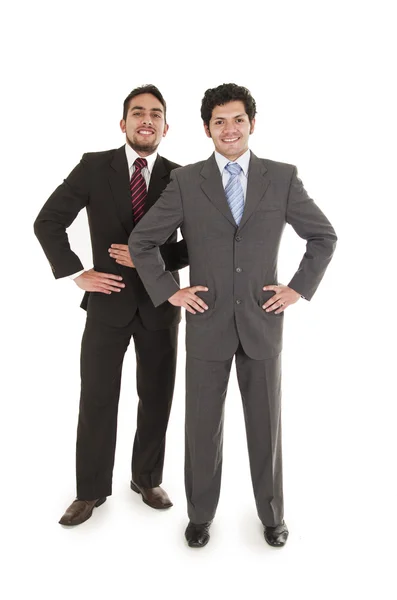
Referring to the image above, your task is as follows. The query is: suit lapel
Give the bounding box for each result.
[238,152,271,231]
[200,154,236,227]
[144,155,169,215]
[109,146,133,235]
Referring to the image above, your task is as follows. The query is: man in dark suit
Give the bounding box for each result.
[129,83,337,548]
[34,84,188,526]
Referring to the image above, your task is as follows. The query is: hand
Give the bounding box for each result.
[108,244,135,268]
[168,286,209,314]
[262,284,300,314]
[74,269,125,294]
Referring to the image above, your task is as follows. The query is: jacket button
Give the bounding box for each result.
[235,236,241,241]
[236,267,242,273]
[235,299,242,305]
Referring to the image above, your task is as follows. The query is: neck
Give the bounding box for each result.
[135,149,154,158]
[219,148,249,162]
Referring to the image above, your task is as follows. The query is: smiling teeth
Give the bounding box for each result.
[139,130,153,135]
[224,138,239,142]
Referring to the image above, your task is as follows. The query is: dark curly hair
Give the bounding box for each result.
[123,84,167,122]
[201,83,256,127]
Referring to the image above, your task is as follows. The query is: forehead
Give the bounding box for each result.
[211,100,247,119]
[128,93,164,112]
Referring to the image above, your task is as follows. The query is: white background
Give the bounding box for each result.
[2,1,396,598]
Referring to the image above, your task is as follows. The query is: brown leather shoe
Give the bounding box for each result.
[130,481,173,509]
[58,497,106,526]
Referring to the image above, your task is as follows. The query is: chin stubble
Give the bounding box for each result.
[126,135,159,155]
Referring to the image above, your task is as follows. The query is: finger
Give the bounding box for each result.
[93,287,112,294]
[274,305,287,314]
[263,295,281,309]
[192,286,209,292]
[110,244,127,250]
[188,293,208,310]
[109,247,128,255]
[186,299,205,313]
[101,286,122,292]
[267,300,286,313]
[266,301,284,312]
[115,259,132,267]
[109,250,128,259]
[96,271,123,281]
[95,282,124,292]
[98,277,125,288]
[263,285,279,291]
[183,301,196,315]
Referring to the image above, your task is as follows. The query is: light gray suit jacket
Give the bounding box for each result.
[128,152,337,361]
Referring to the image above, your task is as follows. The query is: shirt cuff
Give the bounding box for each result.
[69,269,85,280]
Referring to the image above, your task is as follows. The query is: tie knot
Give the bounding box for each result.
[225,162,242,176]
[134,157,147,172]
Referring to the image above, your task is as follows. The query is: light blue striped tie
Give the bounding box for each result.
[225,162,244,226]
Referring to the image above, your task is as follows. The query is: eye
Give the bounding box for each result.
[236,118,244,123]
[132,112,141,117]
[214,120,223,125]
[152,113,161,118]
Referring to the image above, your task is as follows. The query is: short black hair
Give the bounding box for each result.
[123,84,167,122]
[201,83,256,127]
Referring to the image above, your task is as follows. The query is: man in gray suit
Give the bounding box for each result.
[128,83,337,548]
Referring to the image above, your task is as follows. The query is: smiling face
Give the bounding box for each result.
[204,100,255,161]
[120,93,169,156]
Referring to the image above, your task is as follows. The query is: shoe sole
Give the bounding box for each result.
[59,497,107,527]
[187,537,210,548]
[130,481,173,509]
[264,533,289,547]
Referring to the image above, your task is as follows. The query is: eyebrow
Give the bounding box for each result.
[130,105,163,113]
[213,113,247,120]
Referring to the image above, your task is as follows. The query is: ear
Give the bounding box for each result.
[249,118,256,135]
[204,123,212,139]
[120,119,126,133]
[162,123,170,138]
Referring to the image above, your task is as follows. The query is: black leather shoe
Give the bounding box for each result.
[58,497,106,526]
[185,521,212,548]
[264,520,289,547]
[130,481,173,509]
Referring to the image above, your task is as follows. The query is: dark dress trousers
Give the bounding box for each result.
[129,152,337,526]
[34,146,188,499]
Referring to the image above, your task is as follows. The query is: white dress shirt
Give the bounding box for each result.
[125,143,158,186]
[69,144,158,280]
[214,148,251,201]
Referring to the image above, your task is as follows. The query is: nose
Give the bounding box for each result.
[223,122,238,134]
[142,118,153,126]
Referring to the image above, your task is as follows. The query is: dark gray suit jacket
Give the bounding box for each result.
[128,152,337,360]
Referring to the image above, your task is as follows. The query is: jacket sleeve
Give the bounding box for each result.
[128,172,184,307]
[33,155,90,278]
[286,167,337,300]
[159,238,189,272]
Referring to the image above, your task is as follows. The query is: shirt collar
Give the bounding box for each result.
[215,148,251,177]
[125,143,158,173]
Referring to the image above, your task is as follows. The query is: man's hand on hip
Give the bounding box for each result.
[108,244,135,268]
[74,269,125,294]
[262,284,300,314]
[168,286,209,314]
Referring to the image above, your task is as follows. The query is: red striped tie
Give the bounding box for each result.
[130,157,148,224]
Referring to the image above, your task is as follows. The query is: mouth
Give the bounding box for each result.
[137,128,155,136]
[221,137,240,144]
